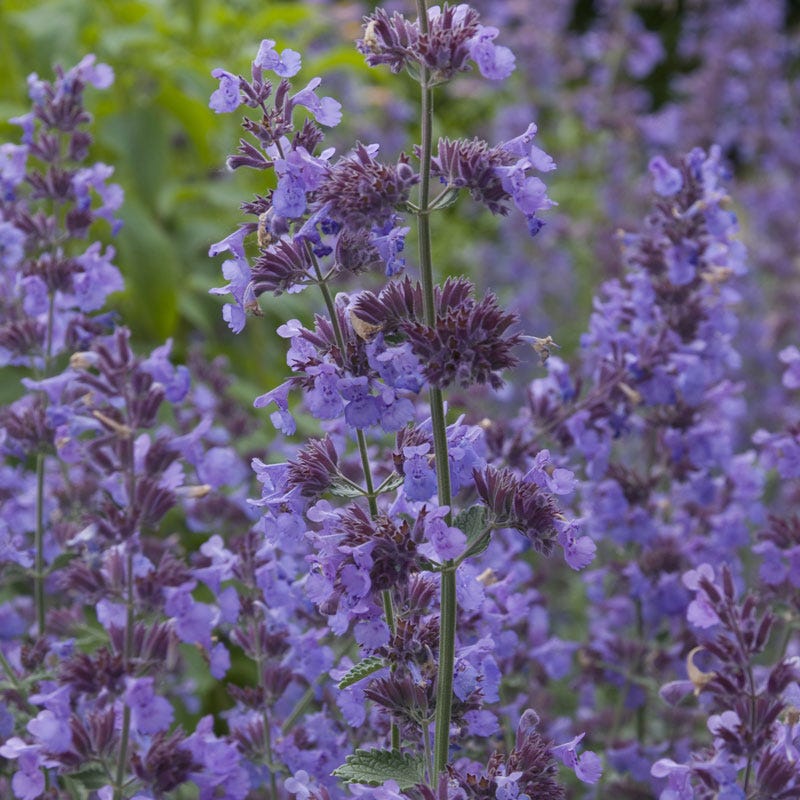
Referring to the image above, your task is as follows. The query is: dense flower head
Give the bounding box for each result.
[473,465,563,556]
[358,4,515,83]
[287,435,341,499]
[352,276,521,390]
[314,143,419,232]
[428,127,555,234]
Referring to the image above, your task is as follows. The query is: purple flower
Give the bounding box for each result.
[72,162,124,231]
[254,380,296,435]
[651,759,692,799]
[209,642,231,679]
[27,710,72,753]
[305,364,344,420]
[377,388,415,432]
[285,769,313,799]
[371,220,410,276]
[425,506,467,561]
[495,163,554,216]
[209,69,242,113]
[469,25,515,80]
[164,582,216,646]
[125,677,174,735]
[273,147,332,219]
[1,143,28,201]
[141,339,191,402]
[255,39,302,77]
[96,598,127,630]
[648,155,683,197]
[779,345,800,390]
[403,444,437,501]
[0,522,33,568]
[339,376,382,429]
[556,521,596,571]
[186,716,250,800]
[0,739,45,800]
[551,733,602,784]
[0,220,25,269]
[368,339,423,393]
[73,242,124,311]
[354,617,390,650]
[665,240,698,286]
[290,77,342,127]
[682,563,720,629]
[70,54,114,89]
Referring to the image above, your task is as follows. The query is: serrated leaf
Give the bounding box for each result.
[336,656,384,689]
[329,477,367,499]
[333,749,426,789]
[454,505,492,559]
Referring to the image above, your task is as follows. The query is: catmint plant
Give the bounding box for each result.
[209,3,600,797]
[3,2,799,800]
[0,58,260,800]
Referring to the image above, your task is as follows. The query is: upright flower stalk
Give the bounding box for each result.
[206,3,573,795]
[412,0,456,779]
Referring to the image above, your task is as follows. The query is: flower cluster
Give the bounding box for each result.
[358,4,515,84]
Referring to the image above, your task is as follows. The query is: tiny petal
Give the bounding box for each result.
[648,155,683,196]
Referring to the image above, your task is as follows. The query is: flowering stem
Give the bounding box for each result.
[415,0,456,781]
[311,251,399,748]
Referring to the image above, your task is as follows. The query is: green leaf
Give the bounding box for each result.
[61,764,110,794]
[375,472,404,495]
[454,505,492,560]
[333,749,426,789]
[336,656,384,689]
[329,476,367,498]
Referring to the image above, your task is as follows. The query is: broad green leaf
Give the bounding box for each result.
[333,749,426,789]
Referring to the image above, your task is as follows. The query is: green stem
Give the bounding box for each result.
[422,718,434,785]
[433,567,456,775]
[414,0,456,781]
